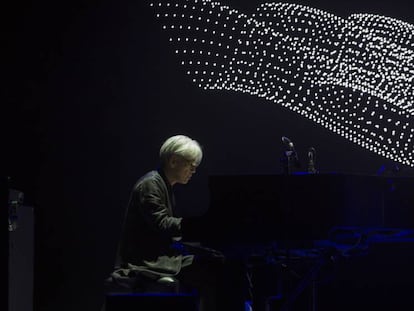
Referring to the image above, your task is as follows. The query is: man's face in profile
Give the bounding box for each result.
[169,155,198,185]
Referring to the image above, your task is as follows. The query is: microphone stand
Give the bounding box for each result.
[279,144,299,311]
[307,147,318,175]
[279,146,323,311]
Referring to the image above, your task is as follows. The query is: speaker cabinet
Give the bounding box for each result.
[8,190,34,311]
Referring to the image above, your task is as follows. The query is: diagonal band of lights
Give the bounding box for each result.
[150,0,414,167]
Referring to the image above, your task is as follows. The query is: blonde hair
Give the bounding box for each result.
[159,135,203,165]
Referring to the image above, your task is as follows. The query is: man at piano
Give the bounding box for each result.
[109,134,245,311]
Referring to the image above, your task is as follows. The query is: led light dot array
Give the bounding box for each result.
[150,0,414,167]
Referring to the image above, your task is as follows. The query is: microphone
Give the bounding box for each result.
[281,136,300,171]
[308,147,315,160]
[282,136,295,151]
[307,147,317,174]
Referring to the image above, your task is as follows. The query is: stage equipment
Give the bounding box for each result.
[8,188,33,311]
[184,173,414,311]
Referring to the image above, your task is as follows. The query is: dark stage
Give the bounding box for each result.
[3,0,414,310]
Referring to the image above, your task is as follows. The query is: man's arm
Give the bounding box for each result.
[136,179,182,236]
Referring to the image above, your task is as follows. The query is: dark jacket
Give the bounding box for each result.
[116,170,192,278]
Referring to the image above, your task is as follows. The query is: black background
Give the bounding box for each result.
[3,0,414,310]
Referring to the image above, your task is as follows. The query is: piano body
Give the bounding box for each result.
[189,173,414,249]
[183,173,414,311]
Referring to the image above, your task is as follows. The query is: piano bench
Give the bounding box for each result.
[103,276,199,311]
[104,291,199,311]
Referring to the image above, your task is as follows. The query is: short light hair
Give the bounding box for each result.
[159,135,203,165]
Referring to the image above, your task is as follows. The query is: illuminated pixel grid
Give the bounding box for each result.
[150,0,414,167]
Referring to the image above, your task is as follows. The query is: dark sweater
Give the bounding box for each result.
[116,170,192,277]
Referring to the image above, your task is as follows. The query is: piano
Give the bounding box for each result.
[186,173,414,251]
[182,173,414,311]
